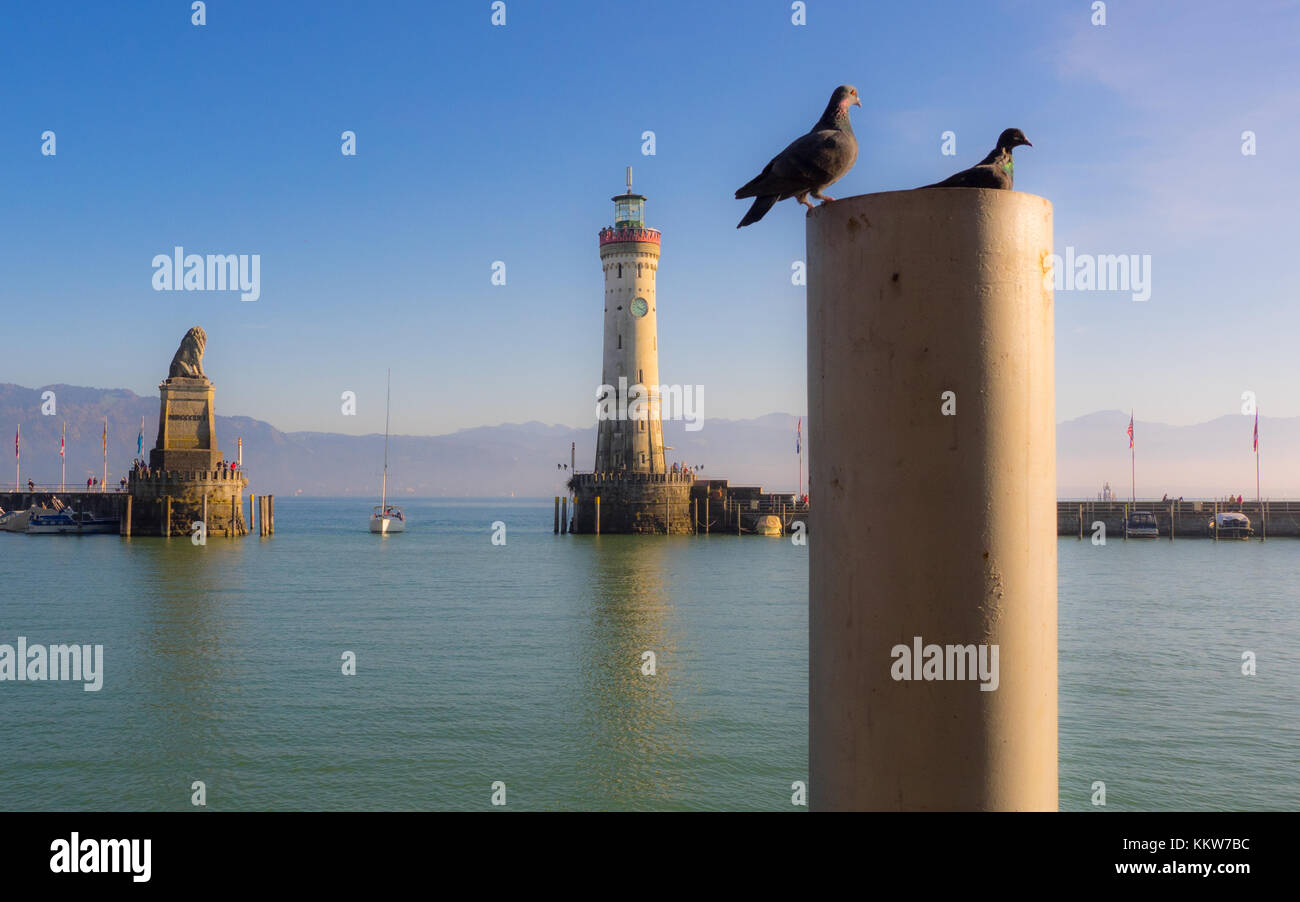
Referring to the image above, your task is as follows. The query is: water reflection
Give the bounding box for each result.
[572,536,700,808]
[124,537,248,761]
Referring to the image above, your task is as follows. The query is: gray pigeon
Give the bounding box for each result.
[923,128,1032,190]
[735,85,861,227]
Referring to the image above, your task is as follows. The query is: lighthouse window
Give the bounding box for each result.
[618,334,622,349]
[637,263,643,277]
[617,264,623,278]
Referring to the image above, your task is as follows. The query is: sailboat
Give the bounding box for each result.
[369,369,406,534]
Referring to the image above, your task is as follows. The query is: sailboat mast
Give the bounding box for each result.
[381,369,391,511]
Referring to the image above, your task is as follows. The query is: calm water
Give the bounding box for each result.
[0,500,1295,810]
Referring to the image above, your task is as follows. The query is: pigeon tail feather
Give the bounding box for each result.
[737,195,778,228]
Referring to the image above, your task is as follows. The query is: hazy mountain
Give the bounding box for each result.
[3,385,1291,498]
[0,384,807,497]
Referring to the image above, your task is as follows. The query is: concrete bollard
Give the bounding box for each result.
[807,189,1057,811]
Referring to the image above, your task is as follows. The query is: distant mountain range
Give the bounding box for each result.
[2,385,1293,498]
[0,383,806,497]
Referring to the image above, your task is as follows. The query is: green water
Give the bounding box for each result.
[0,500,1295,810]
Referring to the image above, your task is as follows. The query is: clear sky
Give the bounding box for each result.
[1,0,1295,437]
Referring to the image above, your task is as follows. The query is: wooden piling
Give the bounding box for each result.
[124,495,132,538]
[553,497,559,534]
[595,495,600,535]
[269,495,274,534]
[705,496,709,534]
[560,497,568,534]
[164,496,172,538]
[249,493,257,535]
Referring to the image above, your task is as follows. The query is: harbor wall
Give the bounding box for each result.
[1058,500,1298,537]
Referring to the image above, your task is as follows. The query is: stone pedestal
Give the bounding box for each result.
[806,189,1057,811]
[130,346,247,536]
[571,473,693,534]
[149,376,221,471]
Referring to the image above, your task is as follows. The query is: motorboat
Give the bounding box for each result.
[1124,510,1160,538]
[1208,511,1253,539]
[26,510,119,535]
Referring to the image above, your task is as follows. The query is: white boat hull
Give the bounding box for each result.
[370,516,405,534]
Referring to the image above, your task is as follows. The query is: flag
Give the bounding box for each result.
[795,418,802,454]
[137,417,144,455]
[60,427,65,458]
[14,425,18,461]
[1253,411,1259,453]
[102,419,107,452]
[1127,413,1134,449]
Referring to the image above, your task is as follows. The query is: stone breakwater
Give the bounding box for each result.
[1058,499,1300,537]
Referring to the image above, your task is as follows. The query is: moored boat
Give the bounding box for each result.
[26,510,119,535]
[1124,510,1160,538]
[1208,511,1253,539]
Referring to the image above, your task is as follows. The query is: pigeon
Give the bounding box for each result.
[923,128,1032,190]
[735,85,861,227]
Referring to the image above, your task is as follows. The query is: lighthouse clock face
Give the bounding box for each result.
[631,297,648,318]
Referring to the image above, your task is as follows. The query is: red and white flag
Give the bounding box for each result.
[1127,413,1134,449]
[60,427,65,458]
[14,425,18,461]
[1253,411,1259,453]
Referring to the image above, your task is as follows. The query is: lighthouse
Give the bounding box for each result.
[595,167,665,474]
[572,169,693,534]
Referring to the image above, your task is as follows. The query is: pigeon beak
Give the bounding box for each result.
[1024,140,1032,147]
[853,97,862,107]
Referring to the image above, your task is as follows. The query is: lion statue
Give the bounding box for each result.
[168,326,207,378]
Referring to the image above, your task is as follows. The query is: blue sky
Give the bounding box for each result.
[1,0,1295,436]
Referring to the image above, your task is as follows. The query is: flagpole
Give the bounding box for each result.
[1256,409,1261,509]
[102,416,108,492]
[15,424,19,492]
[61,423,65,493]
[1130,409,1135,505]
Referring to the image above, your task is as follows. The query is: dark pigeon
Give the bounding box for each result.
[735,85,861,227]
[923,128,1032,190]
